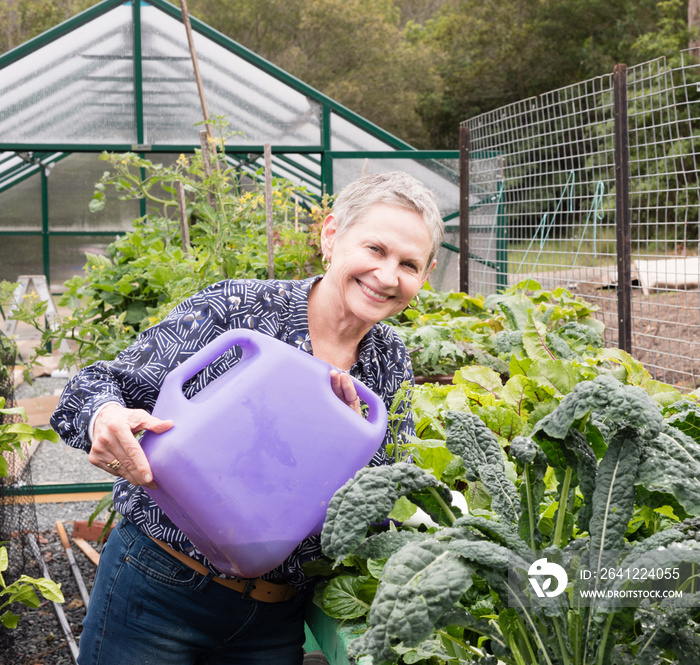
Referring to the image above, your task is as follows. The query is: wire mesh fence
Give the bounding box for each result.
[462,51,700,389]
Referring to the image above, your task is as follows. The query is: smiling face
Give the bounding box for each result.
[321,203,435,328]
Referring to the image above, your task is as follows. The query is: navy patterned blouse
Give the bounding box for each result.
[51,276,415,594]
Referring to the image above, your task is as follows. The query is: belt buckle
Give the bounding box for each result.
[241,579,257,600]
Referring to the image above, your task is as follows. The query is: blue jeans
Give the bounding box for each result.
[79,519,306,665]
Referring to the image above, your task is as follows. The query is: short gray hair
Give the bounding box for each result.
[331,172,445,269]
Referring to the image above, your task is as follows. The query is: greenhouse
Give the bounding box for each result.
[0,0,461,291]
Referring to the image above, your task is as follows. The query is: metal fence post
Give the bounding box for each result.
[613,63,632,354]
[495,180,508,293]
[459,126,470,294]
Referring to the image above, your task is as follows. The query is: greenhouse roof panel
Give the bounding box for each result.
[139,4,322,146]
[0,0,459,207]
[0,4,136,144]
[0,0,325,148]
[0,151,66,194]
[330,113,396,152]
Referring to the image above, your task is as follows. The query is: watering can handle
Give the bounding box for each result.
[346,375,388,429]
[161,329,261,399]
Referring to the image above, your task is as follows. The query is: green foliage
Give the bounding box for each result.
[314,287,700,665]
[86,490,120,543]
[0,0,97,54]
[321,463,451,564]
[414,0,686,147]
[389,280,605,380]
[0,398,58,477]
[445,411,519,524]
[0,560,65,630]
[0,397,63,630]
[6,126,324,369]
[352,539,477,663]
[630,0,692,62]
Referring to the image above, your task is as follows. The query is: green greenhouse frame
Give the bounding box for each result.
[0,0,461,290]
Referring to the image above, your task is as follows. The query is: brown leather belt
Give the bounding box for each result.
[148,537,297,603]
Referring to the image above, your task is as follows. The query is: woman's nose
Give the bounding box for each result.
[375,260,399,287]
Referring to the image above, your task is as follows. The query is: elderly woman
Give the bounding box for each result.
[51,171,444,665]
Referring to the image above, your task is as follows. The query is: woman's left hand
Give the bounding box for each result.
[330,370,362,416]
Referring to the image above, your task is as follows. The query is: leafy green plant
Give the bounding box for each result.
[0,396,64,630]
[0,543,65,630]
[311,285,700,665]
[8,119,323,370]
[317,378,700,664]
[85,490,120,544]
[389,280,605,380]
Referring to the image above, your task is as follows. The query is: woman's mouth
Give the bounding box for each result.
[356,279,392,302]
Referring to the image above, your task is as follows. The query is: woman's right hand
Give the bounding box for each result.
[89,403,173,489]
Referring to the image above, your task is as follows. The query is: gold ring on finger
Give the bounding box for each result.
[107,459,122,471]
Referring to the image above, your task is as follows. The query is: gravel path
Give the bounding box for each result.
[13,376,69,401]
[15,375,108,531]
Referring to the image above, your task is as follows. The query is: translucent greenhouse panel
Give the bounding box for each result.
[331,157,460,218]
[0,236,42,284]
[329,112,459,212]
[430,226,460,293]
[0,153,28,182]
[48,154,140,232]
[330,113,396,152]
[269,155,323,197]
[225,153,323,199]
[0,172,42,231]
[0,5,136,144]
[49,235,113,287]
[140,6,322,146]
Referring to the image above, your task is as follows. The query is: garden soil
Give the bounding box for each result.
[3,524,100,665]
[580,283,700,389]
[518,265,700,388]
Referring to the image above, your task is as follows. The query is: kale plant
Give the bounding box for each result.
[316,373,700,665]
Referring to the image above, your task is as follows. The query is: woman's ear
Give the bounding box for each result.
[420,258,437,287]
[320,213,338,258]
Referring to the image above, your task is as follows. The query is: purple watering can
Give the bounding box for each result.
[140,328,388,578]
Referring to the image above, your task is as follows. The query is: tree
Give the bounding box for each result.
[630,0,693,62]
[0,0,97,55]
[689,0,700,52]
[415,0,687,148]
